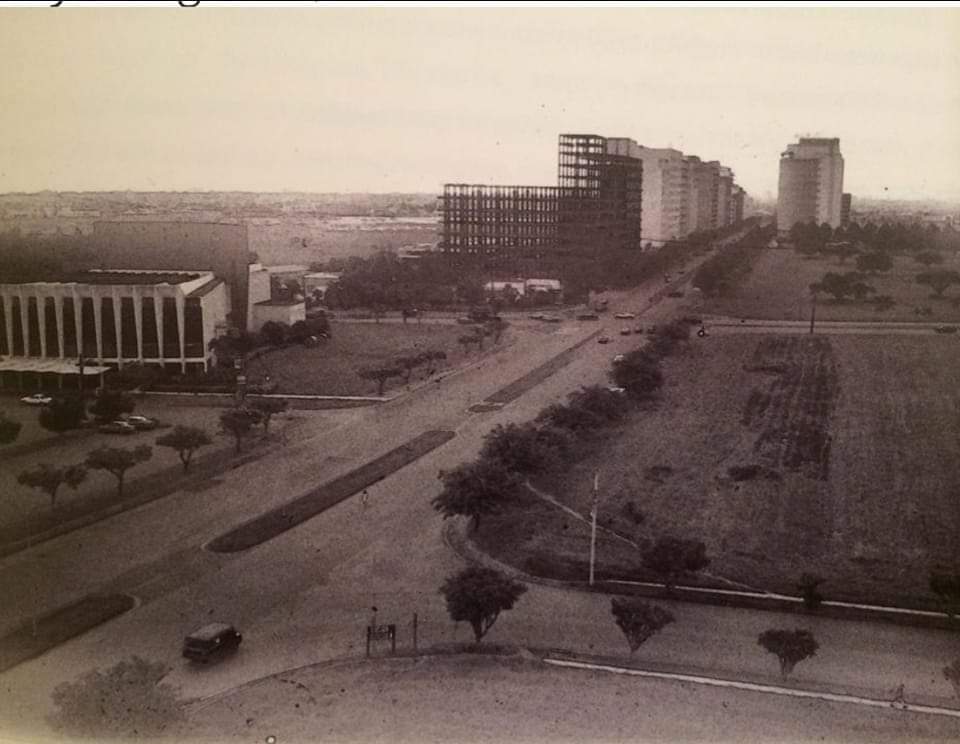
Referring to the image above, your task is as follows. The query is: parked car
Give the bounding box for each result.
[633,326,644,334]
[20,393,53,406]
[613,354,626,363]
[614,312,636,320]
[620,328,633,336]
[576,313,600,321]
[597,335,612,344]
[182,622,243,663]
[99,420,137,435]
[541,315,562,323]
[606,386,627,395]
[529,313,546,320]
[933,324,958,334]
[457,317,477,325]
[120,414,158,431]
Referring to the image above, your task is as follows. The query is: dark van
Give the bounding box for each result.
[182,623,242,662]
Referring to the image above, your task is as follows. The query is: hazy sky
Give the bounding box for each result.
[1,7,959,201]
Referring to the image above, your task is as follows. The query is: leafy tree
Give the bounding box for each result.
[610,351,663,401]
[0,413,22,445]
[249,397,289,433]
[757,629,819,678]
[568,386,628,423]
[943,659,960,700]
[914,251,944,267]
[260,321,287,347]
[796,573,825,610]
[439,566,527,644]
[357,365,402,396]
[537,402,606,434]
[855,251,894,274]
[486,317,508,344]
[432,458,524,530]
[219,408,263,454]
[809,272,875,303]
[641,536,710,593]
[38,396,85,433]
[84,445,152,498]
[17,463,87,509]
[610,598,675,655]
[89,390,135,422]
[288,319,309,343]
[395,355,422,383]
[420,349,447,376]
[825,242,860,265]
[458,334,478,355]
[50,656,183,739]
[929,571,960,618]
[155,425,213,473]
[479,422,559,475]
[916,270,960,298]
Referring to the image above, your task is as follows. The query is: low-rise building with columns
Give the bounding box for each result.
[0,269,228,388]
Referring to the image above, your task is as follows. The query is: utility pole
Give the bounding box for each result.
[589,470,599,586]
[809,290,817,335]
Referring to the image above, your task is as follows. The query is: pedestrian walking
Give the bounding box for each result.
[360,489,370,510]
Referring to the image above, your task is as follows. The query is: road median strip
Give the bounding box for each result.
[0,594,136,673]
[206,430,456,553]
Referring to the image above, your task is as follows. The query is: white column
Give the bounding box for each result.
[153,290,164,364]
[92,289,103,363]
[36,293,48,359]
[72,287,83,359]
[112,287,124,367]
[54,293,65,359]
[175,292,186,372]
[132,287,143,361]
[17,289,30,357]
[2,293,14,357]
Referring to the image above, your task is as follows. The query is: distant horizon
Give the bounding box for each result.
[0,189,958,209]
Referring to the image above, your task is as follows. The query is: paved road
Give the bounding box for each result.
[13,226,955,740]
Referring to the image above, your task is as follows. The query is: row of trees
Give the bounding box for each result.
[790,219,960,258]
[691,224,770,297]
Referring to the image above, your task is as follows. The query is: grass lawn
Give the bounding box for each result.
[245,321,484,396]
[477,333,960,609]
[693,248,960,323]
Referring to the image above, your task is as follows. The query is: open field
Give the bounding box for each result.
[693,248,960,323]
[477,333,960,608]
[245,321,505,397]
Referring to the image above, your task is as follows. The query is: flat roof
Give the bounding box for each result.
[254,299,304,307]
[6,270,205,287]
[186,278,224,299]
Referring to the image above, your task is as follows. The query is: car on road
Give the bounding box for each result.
[576,313,599,321]
[540,315,562,323]
[120,414,158,431]
[633,326,644,334]
[613,354,626,363]
[933,324,958,334]
[614,312,636,320]
[528,313,546,320]
[619,328,632,336]
[606,386,627,395]
[98,420,137,435]
[182,622,243,663]
[597,335,612,344]
[667,290,685,298]
[20,393,53,406]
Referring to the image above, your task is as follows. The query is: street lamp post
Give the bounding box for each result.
[809,290,818,335]
[589,470,599,586]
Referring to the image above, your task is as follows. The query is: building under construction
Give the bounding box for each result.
[440,134,643,277]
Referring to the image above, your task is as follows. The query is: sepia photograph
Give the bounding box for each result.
[0,1,959,742]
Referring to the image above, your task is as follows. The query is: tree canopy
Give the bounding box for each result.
[85,445,152,498]
[610,598,675,655]
[155,425,213,472]
[432,458,525,529]
[757,629,819,677]
[641,536,710,593]
[439,566,527,644]
[17,463,87,509]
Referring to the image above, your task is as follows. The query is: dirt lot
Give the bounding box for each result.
[176,654,960,744]
[245,321,507,397]
[477,333,960,609]
[693,248,960,323]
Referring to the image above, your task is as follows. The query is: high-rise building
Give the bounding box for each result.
[631,146,686,247]
[841,192,852,227]
[777,137,844,232]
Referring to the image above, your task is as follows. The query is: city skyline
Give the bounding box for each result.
[1,8,959,201]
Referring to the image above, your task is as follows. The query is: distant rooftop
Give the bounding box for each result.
[7,269,205,286]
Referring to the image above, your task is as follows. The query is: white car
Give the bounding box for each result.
[606,386,627,395]
[614,312,636,320]
[20,393,53,406]
[613,354,626,364]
